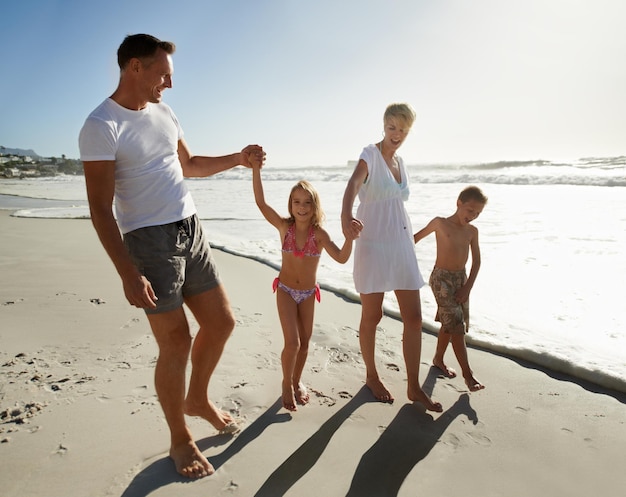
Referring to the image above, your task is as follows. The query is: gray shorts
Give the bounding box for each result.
[123,214,220,314]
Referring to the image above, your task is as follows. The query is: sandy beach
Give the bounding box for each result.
[1,209,625,497]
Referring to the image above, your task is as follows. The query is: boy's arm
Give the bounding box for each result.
[457,227,481,303]
[251,165,284,230]
[414,218,438,243]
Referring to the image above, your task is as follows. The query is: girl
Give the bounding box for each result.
[252,162,358,411]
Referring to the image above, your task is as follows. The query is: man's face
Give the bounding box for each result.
[139,48,173,104]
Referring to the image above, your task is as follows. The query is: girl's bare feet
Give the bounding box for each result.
[294,382,310,405]
[170,439,213,479]
[408,385,443,412]
[366,377,394,403]
[433,359,457,378]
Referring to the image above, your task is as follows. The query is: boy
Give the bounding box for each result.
[414,186,488,391]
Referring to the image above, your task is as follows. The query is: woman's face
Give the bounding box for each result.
[383,117,411,152]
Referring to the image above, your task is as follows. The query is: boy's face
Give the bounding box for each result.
[456,199,485,225]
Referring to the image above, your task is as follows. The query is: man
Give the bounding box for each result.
[78,33,264,479]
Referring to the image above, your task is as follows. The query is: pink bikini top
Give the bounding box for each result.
[282,224,321,258]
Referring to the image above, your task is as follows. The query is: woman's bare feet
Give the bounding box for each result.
[294,382,310,405]
[184,398,236,432]
[170,439,213,479]
[408,385,443,412]
[464,374,485,392]
[433,359,457,378]
[366,377,394,403]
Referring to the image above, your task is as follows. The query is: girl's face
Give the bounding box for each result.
[383,117,411,152]
[290,188,314,222]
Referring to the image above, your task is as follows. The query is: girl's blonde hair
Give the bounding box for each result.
[287,180,325,228]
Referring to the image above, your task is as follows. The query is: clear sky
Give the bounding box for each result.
[1,0,625,166]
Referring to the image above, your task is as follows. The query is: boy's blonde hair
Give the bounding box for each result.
[459,185,488,205]
[287,180,325,228]
[384,103,416,128]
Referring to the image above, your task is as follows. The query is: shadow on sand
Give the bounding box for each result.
[253,386,374,496]
[346,367,478,496]
[120,369,477,497]
[120,398,290,497]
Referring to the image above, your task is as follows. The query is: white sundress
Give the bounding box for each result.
[353,144,425,294]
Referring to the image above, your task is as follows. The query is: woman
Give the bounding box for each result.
[341,103,442,412]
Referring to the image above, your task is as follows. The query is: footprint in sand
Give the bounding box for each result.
[443,382,467,393]
[120,317,141,329]
[442,432,463,448]
[466,431,492,446]
[310,388,336,407]
[54,443,68,455]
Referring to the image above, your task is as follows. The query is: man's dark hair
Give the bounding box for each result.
[117,34,176,70]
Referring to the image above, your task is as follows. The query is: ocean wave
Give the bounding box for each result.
[202,156,626,187]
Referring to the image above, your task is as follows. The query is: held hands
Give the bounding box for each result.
[241,144,266,169]
[342,217,364,240]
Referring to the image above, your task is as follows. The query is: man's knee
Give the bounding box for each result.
[216,311,236,339]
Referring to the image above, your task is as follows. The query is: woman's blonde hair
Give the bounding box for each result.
[383,103,416,128]
[287,180,325,228]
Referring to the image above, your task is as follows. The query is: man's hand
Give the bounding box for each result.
[122,273,158,309]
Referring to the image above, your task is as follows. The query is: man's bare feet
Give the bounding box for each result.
[464,374,485,392]
[366,377,394,403]
[294,382,310,405]
[184,398,236,432]
[433,359,457,378]
[170,439,214,479]
[282,383,297,411]
[408,385,443,412]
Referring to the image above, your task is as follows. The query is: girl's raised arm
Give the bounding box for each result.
[252,165,284,230]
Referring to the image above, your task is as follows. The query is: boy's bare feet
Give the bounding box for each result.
[464,374,485,392]
[366,377,394,403]
[170,439,213,479]
[294,382,310,405]
[282,382,297,411]
[433,359,457,378]
[408,385,443,412]
[184,398,237,432]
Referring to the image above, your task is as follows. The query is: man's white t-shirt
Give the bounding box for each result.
[78,98,196,234]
